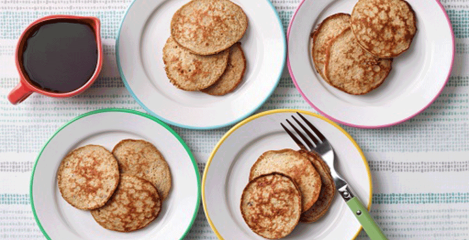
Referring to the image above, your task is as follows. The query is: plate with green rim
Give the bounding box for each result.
[30,108,200,240]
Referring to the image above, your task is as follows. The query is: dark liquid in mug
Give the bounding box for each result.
[21,20,98,93]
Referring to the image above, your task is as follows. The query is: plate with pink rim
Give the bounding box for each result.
[287,0,454,128]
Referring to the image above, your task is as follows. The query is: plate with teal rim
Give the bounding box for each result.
[30,108,200,240]
[116,0,286,130]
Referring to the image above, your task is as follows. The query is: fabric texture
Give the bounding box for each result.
[0,0,467,239]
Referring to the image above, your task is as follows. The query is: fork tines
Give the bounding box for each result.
[296,113,326,141]
[281,112,326,151]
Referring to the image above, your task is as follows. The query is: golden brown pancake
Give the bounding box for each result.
[249,149,322,212]
[241,173,301,239]
[91,174,162,232]
[57,145,119,210]
[112,139,172,200]
[163,37,229,91]
[171,0,248,55]
[202,42,246,96]
[312,13,350,82]
[298,150,336,222]
[351,0,417,58]
[325,28,393,95]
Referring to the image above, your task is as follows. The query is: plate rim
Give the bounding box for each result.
[201,109,372,240]
[116,0,287,130]
[286,0,455,129]
[29,108,201,240]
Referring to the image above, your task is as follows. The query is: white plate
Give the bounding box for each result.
[30,109,200,240]
[202,109,372,240]
[287,0,454,128]
[116,0,286,130]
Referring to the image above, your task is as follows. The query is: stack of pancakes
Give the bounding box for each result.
[312,0,417,95]
[57,139,172,232]
[163,0,248,96]
[240,149,336,239]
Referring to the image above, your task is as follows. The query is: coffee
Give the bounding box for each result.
[21,20,98,93]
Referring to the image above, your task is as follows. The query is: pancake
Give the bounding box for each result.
[249,149,322,212]
[171,0,248,55]
[57,145,119,210]
[312,13,350,82]
[112,139,172,200]
[241,173,301,239]
[298,150,336,223]
[351,0,417,58]
[163,37,229,91]
[91,174,161,232]
[325,28,393,95]
[202,42,246,96]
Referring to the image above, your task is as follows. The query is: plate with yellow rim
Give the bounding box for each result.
[202,109,372,239]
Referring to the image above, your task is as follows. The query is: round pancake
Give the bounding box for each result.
[312,13,350,82]
[325,28,393,95]
[163,37,229,91]
[202,42,246,96]
[91,174,162,232]
[249,149,322,212]
[298,150,336,223]
[112,139,172,200]
[171,0,248,55]
[241,173,301,239]
[351,0,417,58]
[57,145,119,210]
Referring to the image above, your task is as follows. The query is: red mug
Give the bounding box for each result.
[8,15,103,104]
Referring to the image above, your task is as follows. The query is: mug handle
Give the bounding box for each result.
[8,82,33,104]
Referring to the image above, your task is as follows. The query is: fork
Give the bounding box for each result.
[281,112,387,240]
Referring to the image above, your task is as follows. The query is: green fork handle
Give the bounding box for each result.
[346,197,388,240]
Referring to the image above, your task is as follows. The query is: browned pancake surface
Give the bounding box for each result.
[57,145,120,210]
[171,0,248,55]
[202,43,246,96]
[163,37,229,91]
[325,28,393,95]
[312,13,350,82]
[351,0,417,58]
[241,173,301,239]
[250,149,321,212]
[298,150,336,222]
[91,174,162,232]
[113,139,172,200]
